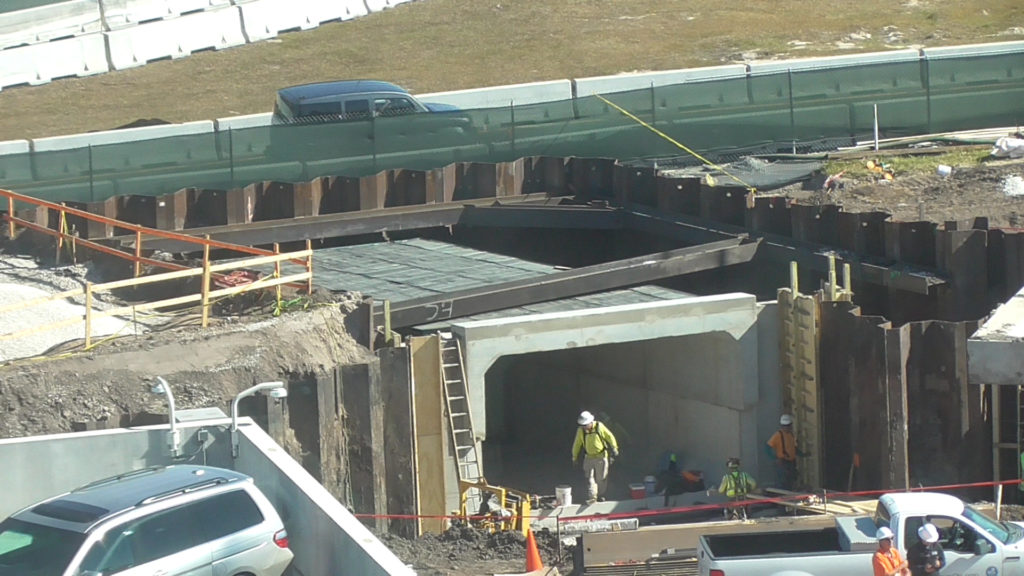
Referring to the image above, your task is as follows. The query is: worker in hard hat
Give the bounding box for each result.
[907,523,945,576]
[712,457,758,520]
[874,526,910,576]
[571,410,619,504]
[765,413,799,490]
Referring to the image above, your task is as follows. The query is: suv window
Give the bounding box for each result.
[0,518,85,575]
[79,490,261,573]
[195,490,264,540]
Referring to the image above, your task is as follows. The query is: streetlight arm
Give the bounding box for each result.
[230,381,286,458]
[231,381,285,431]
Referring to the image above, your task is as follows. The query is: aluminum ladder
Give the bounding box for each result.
[440,332,483,513]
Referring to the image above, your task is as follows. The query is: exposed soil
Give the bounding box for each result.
[779,156,1024,227]
[378,525,573,576]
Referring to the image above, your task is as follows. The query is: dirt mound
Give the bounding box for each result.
[0,300,373,438]
[784,158,1024,226]
[378,525,574,576]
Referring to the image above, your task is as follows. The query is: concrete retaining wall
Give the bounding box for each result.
[0,419,413,575]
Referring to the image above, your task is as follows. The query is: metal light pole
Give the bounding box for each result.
[151,376,180,458]
[231,381,288,458]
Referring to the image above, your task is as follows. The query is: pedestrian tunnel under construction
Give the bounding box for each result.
[416,292,784,513]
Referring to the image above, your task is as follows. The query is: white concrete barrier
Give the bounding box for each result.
[574,65,748,97]
[31,121,218,180]
[105,5,245,70]
[0,139,32,183]
[0,33,108,90]
[32,121,215,151]
[746,48,921,75]
[215,112,274,158]
[419,79,573,108]
[922,40,1024,59]
[99,0,231,30]
[0,0,101,50]
[364,0,414,12]
[236,0,323,42]
[322,0,369,21]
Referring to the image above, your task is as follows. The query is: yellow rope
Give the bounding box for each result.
[594,94,757,193]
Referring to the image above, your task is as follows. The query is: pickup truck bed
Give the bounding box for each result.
[703,528,844,557]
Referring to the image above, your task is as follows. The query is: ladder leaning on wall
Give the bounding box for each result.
[439,332,484,513]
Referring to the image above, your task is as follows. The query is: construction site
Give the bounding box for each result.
[3,2,1024,575]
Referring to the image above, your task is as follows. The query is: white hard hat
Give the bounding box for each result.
[577,411,595,426]
[780,414,793,426]
[876,526,895,541]
[918,523,939,544]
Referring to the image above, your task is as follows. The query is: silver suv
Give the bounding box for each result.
[0,465,293,576]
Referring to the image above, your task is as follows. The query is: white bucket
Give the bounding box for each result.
[555,485,572,507]
[937,164,953,177]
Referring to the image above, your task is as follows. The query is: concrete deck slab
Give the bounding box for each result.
[968,285,1024,385]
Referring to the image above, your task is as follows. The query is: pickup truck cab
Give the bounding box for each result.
[697,491,1024,576]
[272,80,462,125]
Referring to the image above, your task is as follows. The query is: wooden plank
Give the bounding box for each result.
[410,335,447,535]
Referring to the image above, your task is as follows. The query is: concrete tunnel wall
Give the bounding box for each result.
[450,294,783,500]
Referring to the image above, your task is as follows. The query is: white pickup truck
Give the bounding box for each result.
[697,491,1024,576]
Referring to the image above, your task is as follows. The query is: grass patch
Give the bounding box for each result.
[0,0,1021,139]
[825,147,993,178]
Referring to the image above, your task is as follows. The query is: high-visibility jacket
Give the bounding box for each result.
[718,471,757,499]
[873,547,906,576]
[572,421,618,460]
[767,428,797,462]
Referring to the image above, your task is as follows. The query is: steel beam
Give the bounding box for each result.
[379,238,759,328]
[111,193,566,252]
[457,203,622,230]
[624,205,947,294]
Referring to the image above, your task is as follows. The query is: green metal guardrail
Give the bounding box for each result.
[2,49,1022,203]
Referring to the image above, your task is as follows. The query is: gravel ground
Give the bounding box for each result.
[0,255,166,362]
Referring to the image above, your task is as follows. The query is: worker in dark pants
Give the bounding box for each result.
[908,524,945,576]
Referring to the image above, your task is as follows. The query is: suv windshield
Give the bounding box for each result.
[0,517,85,576]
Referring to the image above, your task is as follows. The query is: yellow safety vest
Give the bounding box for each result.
[720,471,756,498]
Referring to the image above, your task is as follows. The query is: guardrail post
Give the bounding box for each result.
[201,237,211,328]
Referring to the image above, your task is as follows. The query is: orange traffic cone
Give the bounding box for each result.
[525,529,543,571]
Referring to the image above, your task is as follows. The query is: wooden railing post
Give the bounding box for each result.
[305,239,313,294]
[84,282,93,348]
[201,237,211,328]
[134,230,142,278]
[56,205,66,265]
[6,196,13,239]
[274,242,282,311]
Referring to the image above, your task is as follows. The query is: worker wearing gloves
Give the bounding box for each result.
[571,410,619,504]
[908,523,945,576]
[874,526,910,576]
[712,457,758,520]
[765,413,800,490]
